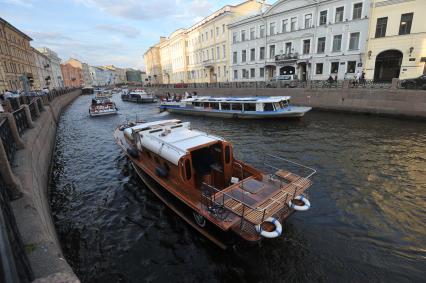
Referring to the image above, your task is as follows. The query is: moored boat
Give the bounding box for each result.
[89,96,118,117]
[114,119,316,244]
[121,88,157,103]
[159,96,311,119]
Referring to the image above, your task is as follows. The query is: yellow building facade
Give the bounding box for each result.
[365,0,426,81]
[0,17,38,92]
[143,0,264,84]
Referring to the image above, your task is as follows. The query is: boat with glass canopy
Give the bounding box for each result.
[159,96,311,119]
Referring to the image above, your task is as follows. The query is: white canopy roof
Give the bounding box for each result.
[183,96,291,103]
[124,120,223,165]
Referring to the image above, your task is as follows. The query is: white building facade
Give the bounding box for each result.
[37,47,64,88]
[89,66,114,86]
[229,0,370,81]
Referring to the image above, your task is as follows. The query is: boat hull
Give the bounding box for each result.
[121,95,157,103]
[160,106,311,119]
[89,109,118,117]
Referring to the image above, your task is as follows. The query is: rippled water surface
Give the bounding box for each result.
[49,94,426,283]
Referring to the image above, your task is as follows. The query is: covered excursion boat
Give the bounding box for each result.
[114,119,316,245]
[89,96,118,117]
[159,96,311,119]
[121,89,156,103]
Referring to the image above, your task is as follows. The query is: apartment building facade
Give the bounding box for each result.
[144,43,163,84]
[364,0,426,81]
[32,47,53,89]
[230,0,371,82]
[143,0,264,84]
[0,17,38,92]
[37,47,64,88]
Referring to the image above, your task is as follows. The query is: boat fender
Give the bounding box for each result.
[155,166,169,178]
[288,195,311,211]
[127,148,139,158]
[232,113,238,119]
[255,217,282,238]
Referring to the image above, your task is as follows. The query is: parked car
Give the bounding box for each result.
[267,75,297,88]
[400,75,426,90]
[174,83,188,88]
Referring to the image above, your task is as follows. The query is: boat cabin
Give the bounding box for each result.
[123,120,252,191]
[185,96,291,112]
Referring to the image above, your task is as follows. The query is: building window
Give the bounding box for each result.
[348,32,360,50]
[211,48,214,59]
[303,39,310,54]
[332,34,342,52]
[317,37,326,53]
[285,42,292,54]
[216,27,219,36]
[375,17,388,38]
[270,22,276,35]
[242,50,246,62]
[353,3,362,20]
[331,62,339,73]
[316,63,323,74]
[290,17,297,31]
[399,13,413,35]
[222,24,225,34]
[206,32,208,40]
[250,27,255,40]
[250,68,255,78]
[242,69,248,79]
[241,30,246,41]
[234,70,238,79]
[269,45,275,58]
[347,61,356,73]
[233,52,237,64]
[335,7,344,23]
[282,19,288,33]
[217,46,220,60]
[259,25,265,38]
[250,48,255,61]
[260,47,265,60]
[260,67,265,78]
[320,10,327,25]
[305,14,312,28]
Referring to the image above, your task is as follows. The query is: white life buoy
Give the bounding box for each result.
[288,195,311,211]
[255,217,282,239]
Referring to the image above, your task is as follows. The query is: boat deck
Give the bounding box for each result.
[213,171,312,225]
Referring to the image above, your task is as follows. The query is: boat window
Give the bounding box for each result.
[264,103,274,111]
[274,103,281,110]
[244,103,256,111]
[221,103,230,110]
[211,103,220,110]
[193,102,199,107]
[185,159,191,180]
[231,103,242,111]
[225,146,231,164]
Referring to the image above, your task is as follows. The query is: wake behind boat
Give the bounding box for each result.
[121,88,157,103]
[114,119,316,244]
[159,96,311,119]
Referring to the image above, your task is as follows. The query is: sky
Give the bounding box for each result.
[0,0,273,70]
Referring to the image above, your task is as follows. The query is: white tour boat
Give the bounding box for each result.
[159,96,311,119]
[89,96,118,117]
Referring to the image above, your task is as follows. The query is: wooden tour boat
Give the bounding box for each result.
[159,96,311,119]
[121,89,157,103]
[114,119,316,244]
[89,96,118,117]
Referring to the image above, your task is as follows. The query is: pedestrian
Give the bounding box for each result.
[4,89,13,99]
[327,75,334,88]
[361,71,366,86]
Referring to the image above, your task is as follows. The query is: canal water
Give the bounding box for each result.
[49,94,426,283]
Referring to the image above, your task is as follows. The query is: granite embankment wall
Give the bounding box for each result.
[10,90,81,282]
[148,87,426,119]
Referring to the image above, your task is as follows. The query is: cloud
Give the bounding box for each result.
[0,0,33,7]
[73,0,215,22]
[95,24,140,38]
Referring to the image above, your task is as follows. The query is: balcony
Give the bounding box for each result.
[275,53,299,62]
[202,59,215,68]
